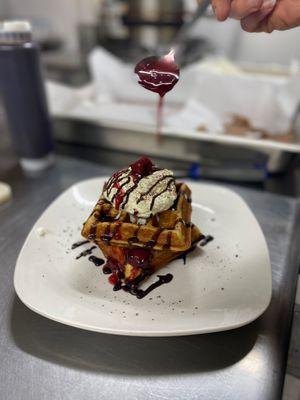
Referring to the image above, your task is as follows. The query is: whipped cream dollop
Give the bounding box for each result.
[103,158,177,219]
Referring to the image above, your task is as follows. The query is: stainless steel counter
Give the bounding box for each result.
[0,155,300,400]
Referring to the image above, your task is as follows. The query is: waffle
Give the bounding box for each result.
[97,224,202,284]
[81,183,192,252]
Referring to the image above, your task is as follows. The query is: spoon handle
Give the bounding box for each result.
[172,0,211,65]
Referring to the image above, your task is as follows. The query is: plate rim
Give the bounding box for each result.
[14,178,272,337]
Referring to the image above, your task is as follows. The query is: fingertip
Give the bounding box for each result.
[216,12,229,22]
[241,18,273,33]
[241,5,276,34]
[212,1,231,21]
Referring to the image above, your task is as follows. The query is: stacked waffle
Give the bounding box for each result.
[82,157,201,295]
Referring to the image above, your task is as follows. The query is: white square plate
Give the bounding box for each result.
[14,178,272,337]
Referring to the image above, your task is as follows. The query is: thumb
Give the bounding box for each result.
[211,0,232,21]
[240,0,276,31]
[241,0,300,32]
[241,6,275,31]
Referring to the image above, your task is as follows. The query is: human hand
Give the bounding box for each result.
[211,0,300,33]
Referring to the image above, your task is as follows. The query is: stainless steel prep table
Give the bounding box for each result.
[0,155,299,400]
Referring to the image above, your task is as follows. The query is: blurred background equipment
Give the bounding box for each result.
[123,0,184,57]
[0,20,54,171]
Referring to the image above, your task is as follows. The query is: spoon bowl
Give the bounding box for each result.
[134,50,180,98]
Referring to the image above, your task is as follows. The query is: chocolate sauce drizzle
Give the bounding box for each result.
[137,175,174,204]
[133,274,173,299]
[100,222,122,244]
[151,214,159,227]
[105,168,128,197]
[100,225,112,245]
[111,270,173,299]
[119,270,148,293]
[128,236,139,245]
[76,246,97,259]
[71,240,89,249]
[163,231,172,249]
[103,265,111,274]
[72,240,105,266]
[88,255,105,266]
[121,182,140,209]
[145,228,163,248]
[200,235,214,247]
[179,253,187,265]
[176,245,195,265]
[176,235,205,265]
[128,226,140,245]
[150,179,175,211]
[171,185,181,210]
[111,176,130,203]
[88,221,98,240]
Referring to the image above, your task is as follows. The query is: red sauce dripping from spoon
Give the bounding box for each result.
[134,50,180,142]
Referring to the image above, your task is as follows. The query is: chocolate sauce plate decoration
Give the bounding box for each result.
[14,178,271,337]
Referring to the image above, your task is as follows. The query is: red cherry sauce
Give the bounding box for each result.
[135,50,179,141]
[103,257,124,290]
[104,248,151,289]
[114,181,126,210]
[126,248,151,269]
[130,156,153,179]
[108,274,119,286]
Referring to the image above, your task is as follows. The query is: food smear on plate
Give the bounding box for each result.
[81,156,206,298]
